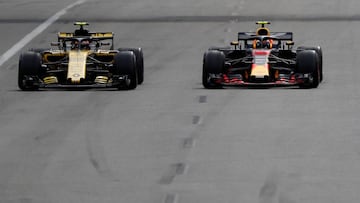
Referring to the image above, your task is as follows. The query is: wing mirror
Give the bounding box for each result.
[285,41,294,49]
[230,41,239,49]
[286,41,294,46]
[230,41,239,46]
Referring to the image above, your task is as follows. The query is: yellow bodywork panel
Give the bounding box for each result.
[67,51,88,83]
[91,32,113,38]
[251,64,269,78]
[58,32,74,38]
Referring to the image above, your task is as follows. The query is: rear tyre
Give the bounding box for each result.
[296,50,320,88]
[18,52,41,90]
[114,51,138,90]
[118,48,144,85]
[202,50,225,89]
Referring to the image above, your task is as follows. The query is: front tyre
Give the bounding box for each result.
[114,51,138,90]
[118,48,144,85]
[202,50,225,89]
[18,51,41,90]
[296,50,320,88]
[297,46,323,82]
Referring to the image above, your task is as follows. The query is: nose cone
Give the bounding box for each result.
[67,51,88,83]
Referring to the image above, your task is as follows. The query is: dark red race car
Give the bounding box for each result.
[202,21,323,88]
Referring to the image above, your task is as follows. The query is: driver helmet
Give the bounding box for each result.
[80,40,90,50]
[253,39,273,49]
[71,40,79,49]
[263,39,273,49]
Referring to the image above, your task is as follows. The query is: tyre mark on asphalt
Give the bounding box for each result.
[85,120,119,182]
[183,137,195,149]
[183,95,207,149]
[164,193,178,203]
[199,95,207,103]
[160,163,187,185]
[192,115,201,125]
[86,130,120,182]
[34,129,57,143]
[81,95,120,182]
[160,96,207,199]
[259,171,282,203]
[19,197,32,203]
[182,92,238,151]
[0,93,107,201]
[162,93,234,199]
[161,95,207,185]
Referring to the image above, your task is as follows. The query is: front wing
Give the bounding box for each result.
[21,75,131,89]
[208,73,313,87]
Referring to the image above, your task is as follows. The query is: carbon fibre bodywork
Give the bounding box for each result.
[18,22,143,90]
[202,21,323,89]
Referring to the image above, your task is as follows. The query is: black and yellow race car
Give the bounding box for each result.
[18,22,144,90]
[202,21,323,88]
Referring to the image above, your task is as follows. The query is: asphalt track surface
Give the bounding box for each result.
[0,0,360,203]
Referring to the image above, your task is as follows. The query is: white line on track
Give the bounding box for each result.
[0,0,87,67]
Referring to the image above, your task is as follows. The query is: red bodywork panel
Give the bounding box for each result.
[216,49,306,87]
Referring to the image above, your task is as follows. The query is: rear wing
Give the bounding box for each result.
[57,32,115,50]
[57,32,114,40]
[238,32,293,41]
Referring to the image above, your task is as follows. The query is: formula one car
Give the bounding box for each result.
[202,21,323,88]
[18,22,144,90]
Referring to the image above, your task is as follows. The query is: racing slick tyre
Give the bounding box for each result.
[202,50,225,89]
[114,51,138,90]
[298,46,323,82]
[18,51,41,90]
[118,48,144,85]
[296,50,320,88]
